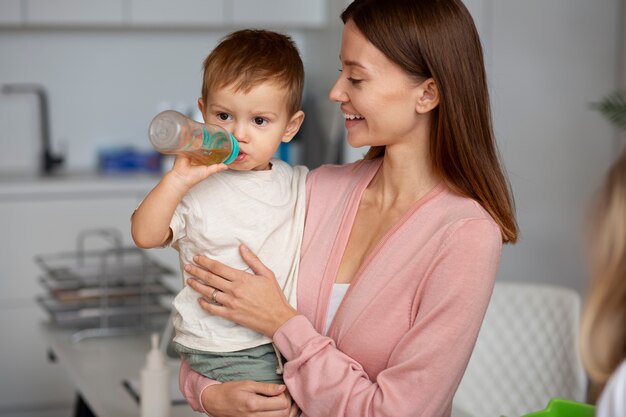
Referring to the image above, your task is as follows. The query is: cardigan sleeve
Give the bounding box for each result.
[273,218,502,417]
[179,359,220,414]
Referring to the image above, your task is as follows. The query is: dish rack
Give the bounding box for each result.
[35,228,176,342]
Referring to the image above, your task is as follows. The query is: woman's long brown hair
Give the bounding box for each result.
[342,0,518,243]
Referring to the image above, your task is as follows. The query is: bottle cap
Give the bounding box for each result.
[223,133,240,165]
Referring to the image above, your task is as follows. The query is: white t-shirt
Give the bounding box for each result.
[170,159,308,352]
[596,359,626,417]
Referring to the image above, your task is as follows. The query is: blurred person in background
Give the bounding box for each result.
[579,147,626,417]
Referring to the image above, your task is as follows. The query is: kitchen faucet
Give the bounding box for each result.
[2,83,64,174]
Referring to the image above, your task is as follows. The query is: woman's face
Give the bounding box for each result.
[329,20,428,150]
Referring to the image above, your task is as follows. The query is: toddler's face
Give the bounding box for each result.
[200,82,301,171]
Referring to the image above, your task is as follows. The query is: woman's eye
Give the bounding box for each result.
[347,77,363,85]
[253,117,268,126]
[217,112,231,121]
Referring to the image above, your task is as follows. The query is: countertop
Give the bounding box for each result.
[40,322,196,417]
[0,171,162,200]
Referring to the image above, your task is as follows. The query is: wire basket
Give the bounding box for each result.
[35,228,176,342]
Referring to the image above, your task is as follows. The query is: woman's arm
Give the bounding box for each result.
[179,359,293,417]
[186,219,501,417]
[274,219,502,417]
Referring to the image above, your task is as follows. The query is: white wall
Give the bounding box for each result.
[490,0,621,292]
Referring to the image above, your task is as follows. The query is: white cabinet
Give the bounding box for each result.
[0,177,172,414]
[232,0,327,28]
[2,0,329,28]
[129,0,227,27]
[0,195,142,301]
[0,0,22,25]
[0,301,75,413]
[24,0,127,26]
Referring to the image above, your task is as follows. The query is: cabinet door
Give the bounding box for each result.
[0,195,141,301]
[25,0,126,26]
[0,301,75,412]
[130,0,227,27]
[232,0,327,28]
[0,0,22,26]
[0,192,147,412]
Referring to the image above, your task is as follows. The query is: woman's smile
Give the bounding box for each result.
[343,112,365,129]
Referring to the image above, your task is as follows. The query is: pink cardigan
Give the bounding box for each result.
[180,158,502,417]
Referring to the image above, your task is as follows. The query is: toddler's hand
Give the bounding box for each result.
[169,154,228,189]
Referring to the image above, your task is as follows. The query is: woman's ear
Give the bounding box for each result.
[415,78,439,114]
[282,110,305,143]
[197,98,207,122]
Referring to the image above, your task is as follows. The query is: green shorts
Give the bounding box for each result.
[175,342,284,384]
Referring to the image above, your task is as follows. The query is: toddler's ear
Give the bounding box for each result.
[282,111,305,143]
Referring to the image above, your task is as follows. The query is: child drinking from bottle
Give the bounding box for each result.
[131,29,307,387]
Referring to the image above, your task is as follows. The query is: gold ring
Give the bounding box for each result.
[211,288,220,304]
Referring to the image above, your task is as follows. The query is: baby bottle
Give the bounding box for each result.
[149,110,239,165]
[140,333,170,417]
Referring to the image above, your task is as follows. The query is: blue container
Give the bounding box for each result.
[98,147,163,174]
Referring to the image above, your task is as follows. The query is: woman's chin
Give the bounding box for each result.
[346,134,370,150]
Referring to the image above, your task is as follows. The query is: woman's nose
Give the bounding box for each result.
[328,77,347,103]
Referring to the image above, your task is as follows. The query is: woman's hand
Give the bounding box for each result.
[201,380,292,417]
[184,245,298,337]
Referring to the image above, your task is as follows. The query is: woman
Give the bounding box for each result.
[180,0,517,416]
[579,148,626,417]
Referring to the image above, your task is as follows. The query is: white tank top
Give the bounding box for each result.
[324,283,350,335]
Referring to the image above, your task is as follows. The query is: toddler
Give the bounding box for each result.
[131,29,307,385]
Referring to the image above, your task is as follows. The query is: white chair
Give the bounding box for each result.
[452,282,587,417]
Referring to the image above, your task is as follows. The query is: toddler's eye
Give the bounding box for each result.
[253,117,268,126]
[217,112,232,121]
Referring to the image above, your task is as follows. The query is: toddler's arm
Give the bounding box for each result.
[131,156,227,248]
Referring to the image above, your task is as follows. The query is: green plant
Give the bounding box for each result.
[591,91,626,131]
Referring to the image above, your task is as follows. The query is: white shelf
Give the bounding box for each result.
[232,0,327,28]
[25,0,127,26]
[129,0,227,27]
[0,0,22,25]
[3,0,329,28]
